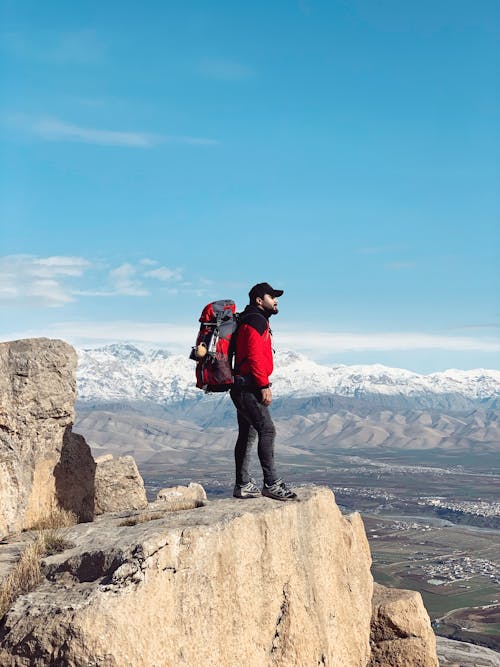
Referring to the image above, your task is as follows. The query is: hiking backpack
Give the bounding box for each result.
[190,300,239,392]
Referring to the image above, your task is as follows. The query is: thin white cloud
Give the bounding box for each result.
[3,319,498,358]
[31,117,158,148]
[275,330,500,354]
[29,279,74,305]
[0,255,90,307]
[73,289,117,297]
[2,321,195,354]
[199,58,255,81]
[33,256,90,276]
[108,263,149,296]
[7,115,218,149]
[145,267,182,281]
[449,323,500,331]
[1,254,204,305]
[1,255,204,306]
[77,262,183,297]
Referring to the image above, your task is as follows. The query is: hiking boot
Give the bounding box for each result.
[262,479,297,501]
[233,480,261,499]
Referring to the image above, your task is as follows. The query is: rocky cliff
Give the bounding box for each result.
[0,338,95,537]
[0,338,440,666]
[0,338,147,539]
[1,487,375,666]
[369,583,438,666]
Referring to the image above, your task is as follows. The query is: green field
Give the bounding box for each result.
[363,514,500,649]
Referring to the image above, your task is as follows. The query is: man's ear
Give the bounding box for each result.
[256,296,264,307]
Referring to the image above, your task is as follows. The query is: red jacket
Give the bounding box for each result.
[234,305,273,389]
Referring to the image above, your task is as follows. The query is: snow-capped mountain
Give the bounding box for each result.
[77,344,197,403]
[77,344,500,411]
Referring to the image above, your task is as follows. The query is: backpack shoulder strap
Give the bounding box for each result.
[238,310,269,335]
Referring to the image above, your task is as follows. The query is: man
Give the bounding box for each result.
[230,282,297,501]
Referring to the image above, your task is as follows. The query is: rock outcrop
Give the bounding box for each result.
[0,338,151,538]
[0,338,442,667]
[0,338,95,537]
[436,636,500,667]
[94,454,148,515]
[156,481,207,506]
[0,487,374,667]
[369,583,438,666]
[53,429,96,522]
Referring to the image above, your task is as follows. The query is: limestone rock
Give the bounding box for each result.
[0,338,80,537]
[53,430,96,522]
[369,582,438,667]
[156,482,207,506]
[93,455,148,515]
[436,636,500,667]
[0,487,374,667]
[95,454,113,464]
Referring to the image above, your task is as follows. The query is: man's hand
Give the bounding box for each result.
[260,388,272,406]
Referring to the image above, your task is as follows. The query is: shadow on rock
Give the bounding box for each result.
[54,426,96,522]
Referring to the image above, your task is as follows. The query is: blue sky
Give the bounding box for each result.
[1,0,499,373]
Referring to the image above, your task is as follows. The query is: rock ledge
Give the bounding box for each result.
[0,487,373,667]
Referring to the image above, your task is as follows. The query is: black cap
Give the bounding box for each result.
[249,282,284,302]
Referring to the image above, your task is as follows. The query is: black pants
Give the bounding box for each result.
[230,389,278,487]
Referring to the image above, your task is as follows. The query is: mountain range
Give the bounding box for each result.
[77,343,500,411]
[75,344,500,462]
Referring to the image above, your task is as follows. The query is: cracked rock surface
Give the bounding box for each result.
[94,454,147,515]
[0,338,83,537]
[436,636,500,667]
[0,338,148,539]
[369,582,438,667]
[0,487,373,667]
